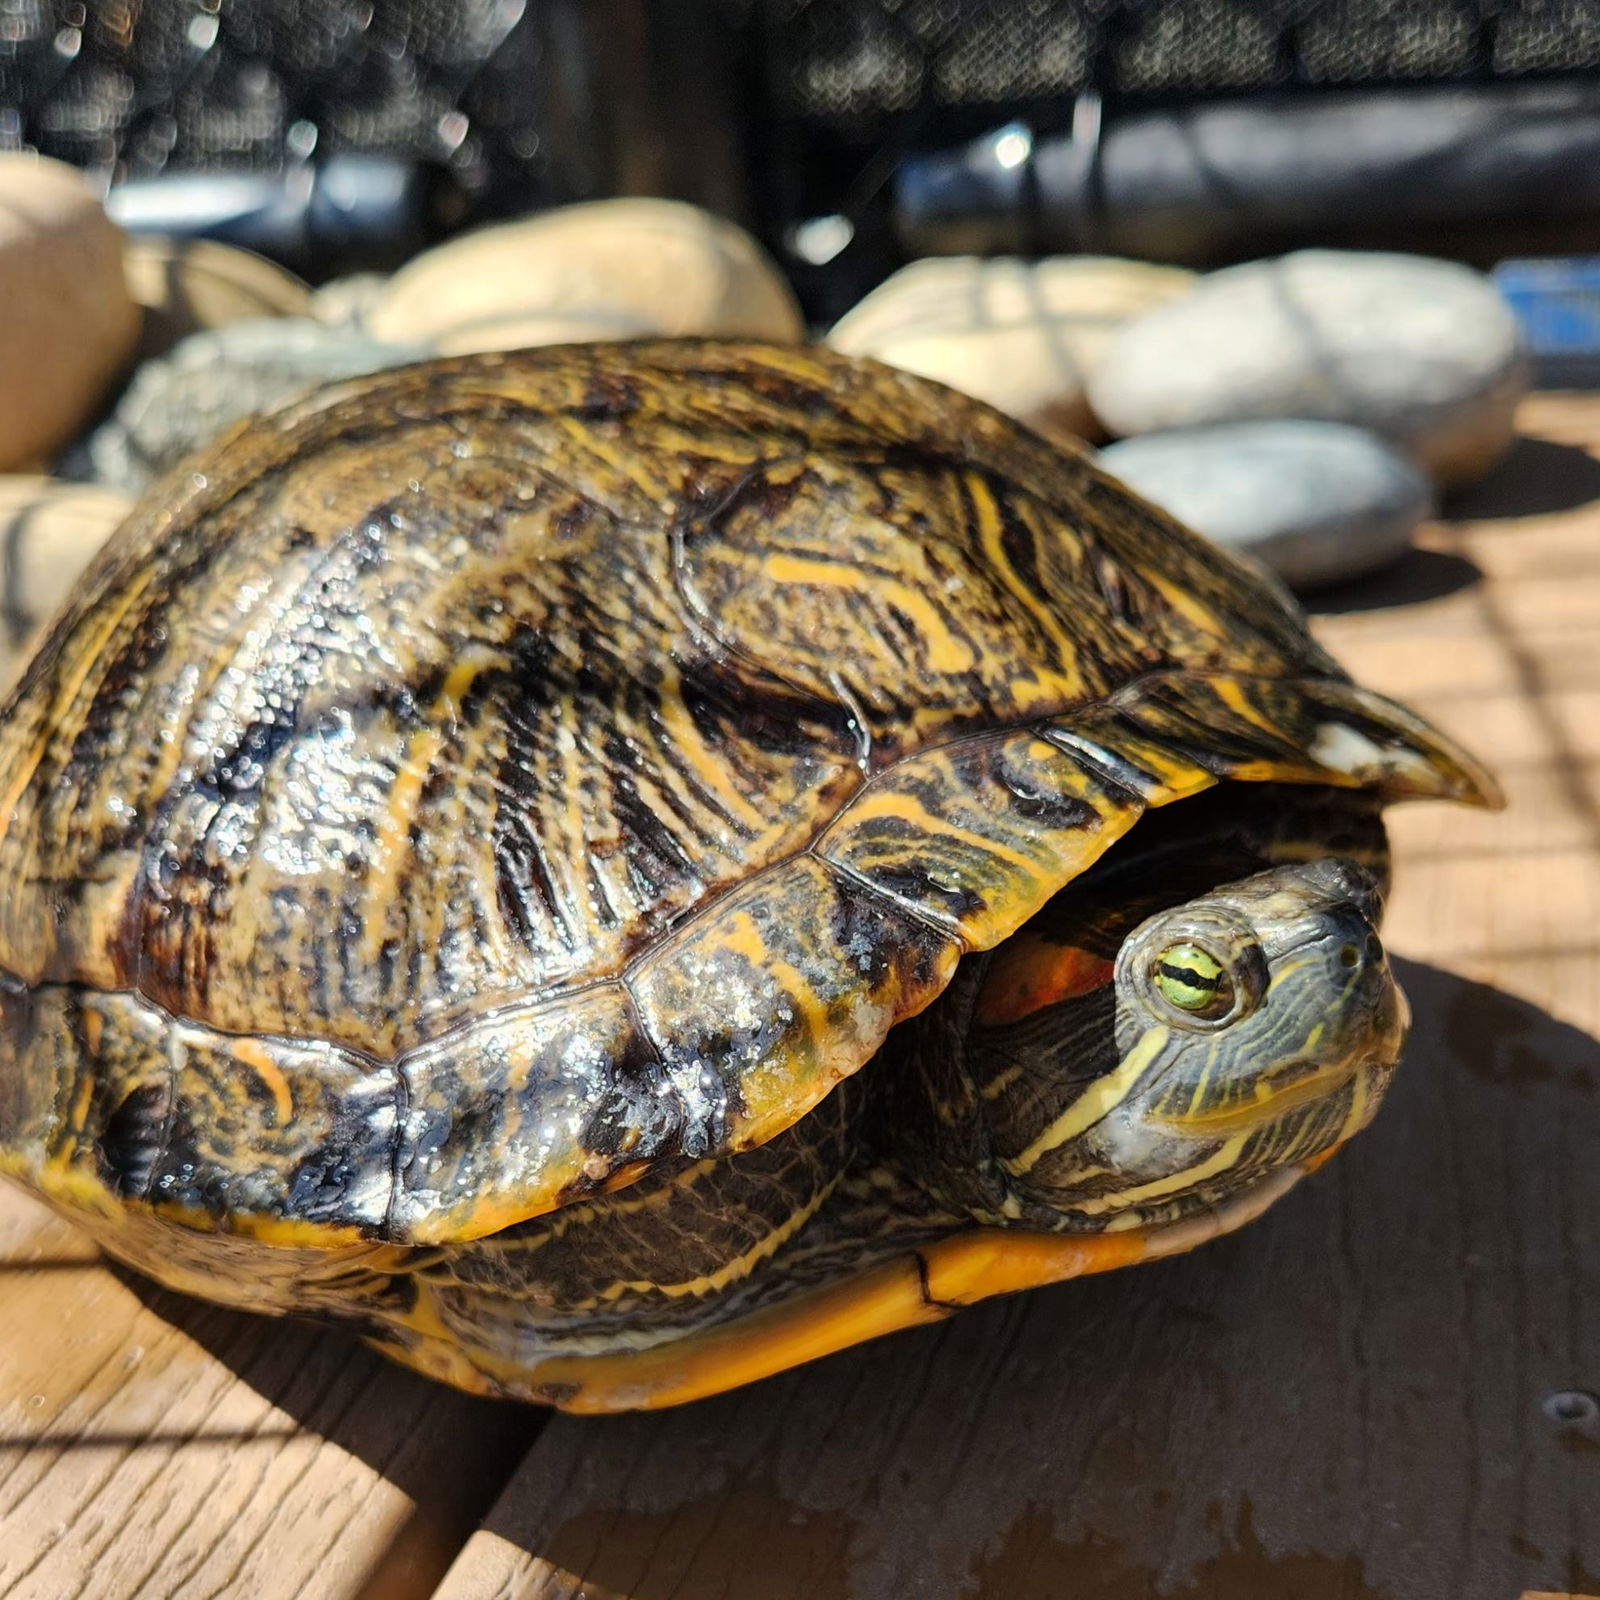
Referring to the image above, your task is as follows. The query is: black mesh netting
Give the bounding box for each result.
[757,0,1600,121]
[0,0,542,182]
[3,0,1598,284]
[10,2,1599,183]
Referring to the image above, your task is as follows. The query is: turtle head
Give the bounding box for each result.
[990,858,1406,1230]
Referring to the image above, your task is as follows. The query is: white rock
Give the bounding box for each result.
[829,256,1195,446]
[368,199,805,353]
[311,272,393,331]
[124,236,312,360]
[1087,251,1528,486]
[1099,421,1433,591]
[0,476,132,691]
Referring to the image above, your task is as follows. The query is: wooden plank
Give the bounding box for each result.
[432,401,1600,1600]
[0,1187,539,1599]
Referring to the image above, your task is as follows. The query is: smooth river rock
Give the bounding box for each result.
[368,198,805,354]
[84,318,430,492]
[1099,421,1433,591]
[124,235,313,360]
[1087,251,1529,486]
[311,272,396,331]
[0,155,141,472]
[829,255,1195,446]
[0,476,132,691]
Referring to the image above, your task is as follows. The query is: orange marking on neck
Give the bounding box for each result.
[977,935,1115,1024]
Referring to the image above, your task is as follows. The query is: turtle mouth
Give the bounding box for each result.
[1014,1030,1401,1238]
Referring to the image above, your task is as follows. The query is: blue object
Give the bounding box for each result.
[1494,258,1600,356]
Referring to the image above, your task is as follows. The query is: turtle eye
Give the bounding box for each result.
[1150,941,1236,1022]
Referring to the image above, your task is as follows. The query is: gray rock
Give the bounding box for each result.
[1087,251,1529,486]
[1099,421,1433,591]
[83,317,431,492]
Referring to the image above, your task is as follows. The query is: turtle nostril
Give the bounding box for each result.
[1339,942,1361,969]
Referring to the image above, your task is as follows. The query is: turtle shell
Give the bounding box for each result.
[0,341,1494,1253]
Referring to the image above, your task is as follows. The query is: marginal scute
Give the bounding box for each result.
[1079,672,1501,806]
[817,729,1147,949]
[1298,680,1502,804]
[628,856,960,1159]
[392,983,670,1246]
[1,984,397,1242]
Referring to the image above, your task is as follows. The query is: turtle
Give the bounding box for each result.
[0,341,1497,1412]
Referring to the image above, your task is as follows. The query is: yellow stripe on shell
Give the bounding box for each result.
[231,1038,296,1127]
[648,669,780,831]
[359,647,506,966]
[0,562,160,861]
[0,1149,132,1226]
[17,1158,380,1250]
[761,553,979,675]
[552,414,670,500]
[1210,674,1293,739]
[151,1204,376,1250]
[963,471,1083,679]
[828,786,1056,878]
[1145,570,1236,643]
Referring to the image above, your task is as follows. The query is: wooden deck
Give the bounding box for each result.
[3,393,1598,1600]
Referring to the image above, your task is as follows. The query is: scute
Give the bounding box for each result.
[0,341,1498,1248]
[628,855,960,1157]
[0,979,396,1242]
[817,730,1151,946]
[677,454,1103,744]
